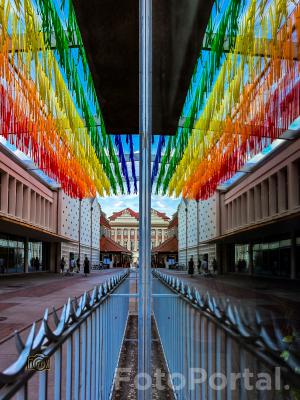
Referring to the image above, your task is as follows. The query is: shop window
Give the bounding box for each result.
[234,245,249,273]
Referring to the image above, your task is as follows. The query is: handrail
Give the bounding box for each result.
[0,270,129,386]
[152,270,300,386]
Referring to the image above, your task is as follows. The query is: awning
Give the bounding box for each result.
[100,235,131,254]
[0,215,72,243]
[208,211,300,245]
[152,236,178,254]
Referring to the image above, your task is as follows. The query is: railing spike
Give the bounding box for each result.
[14,331,25,354]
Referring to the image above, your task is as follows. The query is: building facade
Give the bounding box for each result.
[213,139,300,279]
[109,208,170,262]
[59,195,101,269]
[0,145,101,274]
[178,197,217,269]
[0,146,62,274]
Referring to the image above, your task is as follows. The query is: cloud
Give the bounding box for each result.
[99,193,180,218]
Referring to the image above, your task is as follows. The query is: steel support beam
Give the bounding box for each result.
[138,0,152,399]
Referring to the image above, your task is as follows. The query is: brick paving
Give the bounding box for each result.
[0,269,124,371]
[158,270,300,321]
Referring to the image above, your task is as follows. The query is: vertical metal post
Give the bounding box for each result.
[78,198,82,267]
[139,0,152,398]
[185,204,188,269]
[90,198,94,265]
[196,200,199,266]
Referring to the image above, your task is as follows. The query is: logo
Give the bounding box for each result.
[27,354,50,371]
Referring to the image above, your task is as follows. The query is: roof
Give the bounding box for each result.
[109,208,139,221]
[109,208,170,222]
[100,214,111,229]
[152,236,178,254]
[100,235,131,254]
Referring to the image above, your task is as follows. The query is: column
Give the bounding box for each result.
[0,172,9,213]
[227,202,232,230]
[41,197,45,227]
[30,191,36,223]
[254,185,261,221]
[22,187,30,221]
[121,228,124,246]
[36,195,41,225]
[261,180,269,219]
[278,169,288,212]
[269,175,277,215]
[16,182,23,218]
[247,190,254,224]
[8,177,16,215]
[288,162,297,210]
[138,0,152,395]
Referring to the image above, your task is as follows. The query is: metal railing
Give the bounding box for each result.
[153,270,300,400]
[0,270,130,400]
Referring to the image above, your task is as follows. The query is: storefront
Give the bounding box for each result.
[0,215,70,274]
[0,233,49,274]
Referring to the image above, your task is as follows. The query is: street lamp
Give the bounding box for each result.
[90,197,96,265]
[196,199,199,267]
[78,198,82,268]
[183,199,188,270]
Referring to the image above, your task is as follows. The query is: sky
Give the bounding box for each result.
[99,194,181,218]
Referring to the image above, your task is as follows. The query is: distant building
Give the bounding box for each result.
[166,212,178,238]
[178,197,217,269]
[59,195,101,269]
[109,208,170,262]
[100,212,112,238]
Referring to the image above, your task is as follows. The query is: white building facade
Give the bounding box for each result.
[59,193,101,268]
[109,208,169,262]
[178,196,217,268]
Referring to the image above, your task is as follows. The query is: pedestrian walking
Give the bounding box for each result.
[76,257,80,273]
[83,256,90,277]
[60,257,66,274]
[34,257,40,272]
[197,258,202,274]
[212,258,218,274]
[188,256,194,277]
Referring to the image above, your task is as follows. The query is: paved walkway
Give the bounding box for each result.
[0,269,124,371]
[158,270,300,321]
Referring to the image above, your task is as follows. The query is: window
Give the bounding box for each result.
[151,241,155,248]
[124,228,128,237]
[130,229,135,237]
[130,241,134,251]
[151,229,155,238]
[158,229,162,237]
[124,241,127,248]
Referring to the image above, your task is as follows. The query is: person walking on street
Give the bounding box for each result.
[76,257,80,273]
[84,256,90,277]
[188,256,194,277]
[34,257,40,272]
[60,257,66,274]
[197,258,202,274]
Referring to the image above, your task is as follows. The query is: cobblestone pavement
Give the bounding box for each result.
[0,269,124,371]
[158,270,300,321]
